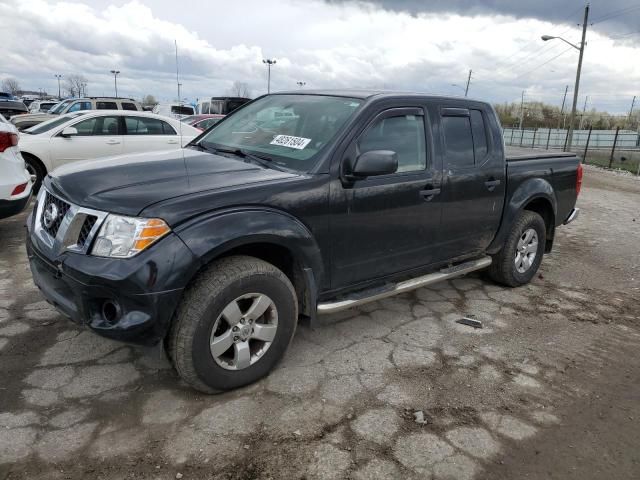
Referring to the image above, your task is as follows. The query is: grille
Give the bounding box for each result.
[78,216,97,247]
[41,191,71,238]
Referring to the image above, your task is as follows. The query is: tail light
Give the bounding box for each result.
[576,163,583,196]
[0,131,18,152]
[11,183,28,196]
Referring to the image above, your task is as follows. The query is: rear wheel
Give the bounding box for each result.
[488,210,546,287]
[167,255,298,393]
[23,154,46,194]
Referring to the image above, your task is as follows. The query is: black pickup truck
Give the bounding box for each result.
[26,91,581,392]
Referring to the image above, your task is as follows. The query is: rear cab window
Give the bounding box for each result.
[171,105,194,116]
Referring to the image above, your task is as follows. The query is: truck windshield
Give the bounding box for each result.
[198,94,362,172]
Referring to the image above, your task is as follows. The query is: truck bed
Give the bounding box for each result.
[505,146,576,162]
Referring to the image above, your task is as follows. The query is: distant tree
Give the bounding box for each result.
[142,94,157,106]
[64,74,88,98]
[228,81,251,98]
[1,78,20,95]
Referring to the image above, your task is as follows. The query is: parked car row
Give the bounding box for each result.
[19,110,200,192]
[11,97,143,131]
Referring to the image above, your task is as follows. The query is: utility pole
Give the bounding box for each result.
[110,70,120,97]
[263,59,277,94]
[579,95,589,130]
[558,85,569,130]
[566,3,589,151]
[627,95,636,128]
[518,90,525,130]
[464,69,472,97]
[54,74,62,99]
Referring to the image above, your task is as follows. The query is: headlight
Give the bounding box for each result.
[91,215,171,258]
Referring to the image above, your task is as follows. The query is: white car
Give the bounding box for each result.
[152,103,195,119]
[28,100,59,113]
[0,114,33,219]
[19,110,200,192]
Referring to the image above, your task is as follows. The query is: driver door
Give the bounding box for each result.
[49,115,124,169]
[330,106,444,288]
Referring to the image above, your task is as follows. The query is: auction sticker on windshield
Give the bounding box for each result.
[270,135,312,150]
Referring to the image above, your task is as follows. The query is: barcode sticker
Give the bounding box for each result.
[270,135,312,150]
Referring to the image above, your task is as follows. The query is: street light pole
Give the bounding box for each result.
[54,74,62,98]
[543,4,589,151]
[262,59,276,94]
[110,70,120,97]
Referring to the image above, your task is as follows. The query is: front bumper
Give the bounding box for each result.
[0,194,31,220]
[26,228,198,346]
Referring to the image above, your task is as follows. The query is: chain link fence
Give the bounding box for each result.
[503,127,640,175]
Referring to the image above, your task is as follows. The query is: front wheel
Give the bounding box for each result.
[488,210,546,287]
[167,255,298,393]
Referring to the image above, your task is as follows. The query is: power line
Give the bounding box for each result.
[591,4,640,24]
[483,4,584,73]
[511,46,575,82]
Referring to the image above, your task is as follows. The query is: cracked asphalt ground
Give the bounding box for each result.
[1,166,639,480]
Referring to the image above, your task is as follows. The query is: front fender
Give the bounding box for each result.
[174,207,325,287]
[487,177,557,254]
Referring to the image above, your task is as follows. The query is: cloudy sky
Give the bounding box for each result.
[1,0,639,113]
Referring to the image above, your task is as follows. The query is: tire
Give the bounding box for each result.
[167,255,298,393]
[488,210,546,287]
[23,154,46,194]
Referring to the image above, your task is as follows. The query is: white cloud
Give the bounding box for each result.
[0,0,638,113]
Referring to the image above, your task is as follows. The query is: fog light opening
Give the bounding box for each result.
[102,300,121,324]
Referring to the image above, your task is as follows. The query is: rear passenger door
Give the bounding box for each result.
[436,105,506,259]
[122,116,180,153]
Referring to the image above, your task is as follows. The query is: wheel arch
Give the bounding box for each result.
[487,178,557,254]
[176,208,325,320]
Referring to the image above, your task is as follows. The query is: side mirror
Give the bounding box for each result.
[351,150,398,178]
[60,127,78,137]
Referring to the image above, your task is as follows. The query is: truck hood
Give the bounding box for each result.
[47,148,300,218]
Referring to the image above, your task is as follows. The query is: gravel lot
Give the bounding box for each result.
[1,166,639,480]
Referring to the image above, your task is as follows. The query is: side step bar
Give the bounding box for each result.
[317,256,492,315]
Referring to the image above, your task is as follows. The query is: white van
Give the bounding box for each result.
[152,103,195,119]
[196,97,251,115]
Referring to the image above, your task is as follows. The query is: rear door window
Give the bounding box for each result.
[97,101,118,110]
[470,110,489,161]
[442,115,474,168]
[124,116,176,135]
[121,102,138,111]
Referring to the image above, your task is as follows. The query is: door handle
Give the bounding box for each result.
[106,139,120,145]
[167,139,179,144]
[419,187,441,201]
[484,178,501,191]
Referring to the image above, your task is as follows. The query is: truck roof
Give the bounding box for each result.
[273,89,486,103]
